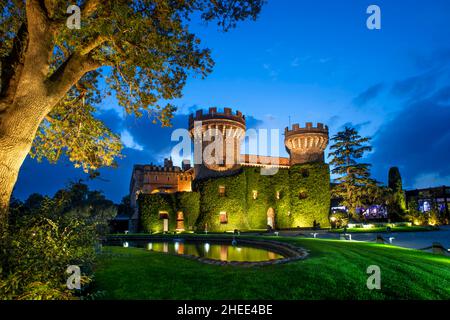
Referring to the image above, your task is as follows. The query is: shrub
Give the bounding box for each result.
[0,182,113,300]
[0,216,96,300]
[330,211,349,228]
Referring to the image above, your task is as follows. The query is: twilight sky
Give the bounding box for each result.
[13,0,450,202]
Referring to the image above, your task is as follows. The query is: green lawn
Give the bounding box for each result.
[329,226,435,233]
[93,237,450,300]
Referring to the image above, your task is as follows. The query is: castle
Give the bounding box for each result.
[129,107,331,232]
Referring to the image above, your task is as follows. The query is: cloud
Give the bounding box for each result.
[412,172,450,189]
[120,129,144,151]
[262,63,279,79]
[352,83,384,107]
[318,57,331,64]
[14,106,267,202]
[369,49,450,187]
[390,70,442,98]
[339,121,371,132]
[370,90,450,188]
[245,115,264,129]
[291,57,300,67]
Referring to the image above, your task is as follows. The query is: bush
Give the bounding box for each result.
[0,216,96,300]
[0,182,114,300]
[330,211,349,228]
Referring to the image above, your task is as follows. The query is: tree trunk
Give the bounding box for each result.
[0,98,49,228]
[0,1,100,230]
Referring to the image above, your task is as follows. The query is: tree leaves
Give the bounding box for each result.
[1,0,264,173]
[30,72,123,173]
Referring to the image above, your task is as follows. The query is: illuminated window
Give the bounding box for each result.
[219,185,226,196]
[219,211,228,224]
[252,190,258,200]
[158,211,169,219]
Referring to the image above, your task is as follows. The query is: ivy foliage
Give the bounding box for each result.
[139,163,331,232]
[289,163,331,228]
[139,192,200,233]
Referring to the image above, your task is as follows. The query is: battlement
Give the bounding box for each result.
[133,164,182,173]
[285,122,328,137]
[188,107,246,130]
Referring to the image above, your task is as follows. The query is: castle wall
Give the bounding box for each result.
[288,163,331,228]
[133,110,331,232]
[138,165,331,232]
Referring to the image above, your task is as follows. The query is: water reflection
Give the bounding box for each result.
[122,241,284,262]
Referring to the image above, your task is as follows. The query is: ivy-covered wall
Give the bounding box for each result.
[288,163,331,228]
[138,163,331,232]
[138,192,200,233]
[194,171,248,232]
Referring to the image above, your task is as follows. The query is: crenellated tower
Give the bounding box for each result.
[284,122,329,165]
[189,107,246,179]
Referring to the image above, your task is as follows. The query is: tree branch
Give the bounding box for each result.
[44,0,58,18]
[45,52,102,105]
[81,0,103,17]
[80,35,110,55]
[21,0,54,81]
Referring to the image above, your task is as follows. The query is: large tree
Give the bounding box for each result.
[329,127,378,219]
[0,0,265,226]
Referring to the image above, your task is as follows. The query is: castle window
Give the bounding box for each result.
[301,169,309,178]
[276,191,280,200]
[252,190,258,200]
[155,175,158,181]
[219,211,228,224]
[159,211,169,219]
[298,191,308,200]
[219,185,226,197]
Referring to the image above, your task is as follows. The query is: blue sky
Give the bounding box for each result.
[13,0,450,202]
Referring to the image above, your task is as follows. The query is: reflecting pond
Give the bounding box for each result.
[117,240,284,262]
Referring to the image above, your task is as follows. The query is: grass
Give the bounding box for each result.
[329,226,436,233]
[92,236,450,300]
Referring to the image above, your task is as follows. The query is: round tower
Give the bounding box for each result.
[189,107,246,178]
[284,122,329,165]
